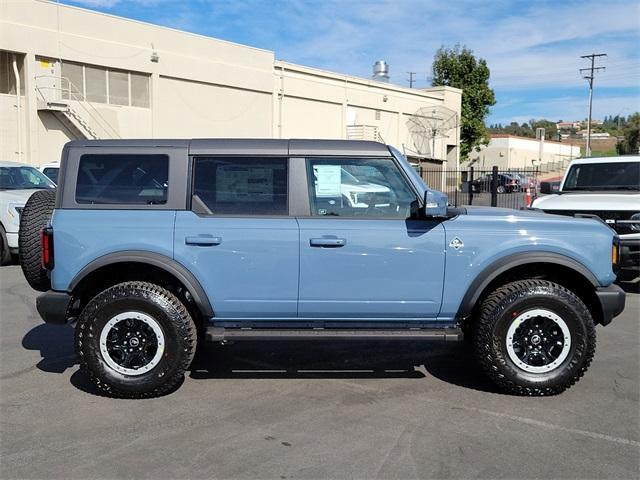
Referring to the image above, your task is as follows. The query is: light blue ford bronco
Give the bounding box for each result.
[20,139,626,398]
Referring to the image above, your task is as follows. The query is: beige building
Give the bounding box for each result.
[0,0,461,168]
[471,135,581,170]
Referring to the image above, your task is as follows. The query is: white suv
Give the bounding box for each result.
[532,156,640,274]
[0,161,56,264]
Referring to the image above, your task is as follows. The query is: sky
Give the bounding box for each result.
[60,0,640,125]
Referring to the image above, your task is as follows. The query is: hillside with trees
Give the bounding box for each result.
[489,113,639,155]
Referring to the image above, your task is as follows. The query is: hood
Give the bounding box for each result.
[531,192,640,211]
[463,206,545,217]
[0,189,47,204]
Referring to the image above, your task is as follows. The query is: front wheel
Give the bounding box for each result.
[75,281,197,398]
[473,279,596,395]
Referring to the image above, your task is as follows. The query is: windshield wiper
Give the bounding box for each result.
[611,186,640,191]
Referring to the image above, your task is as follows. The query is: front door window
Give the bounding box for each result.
[306,158,417,219]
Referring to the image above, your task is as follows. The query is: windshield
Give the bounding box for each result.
[0,166,56,190]
[563,162,640,191]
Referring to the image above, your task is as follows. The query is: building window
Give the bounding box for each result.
[61,61,84,100]
[0,50,25,95]
[85,64,107,103]
[56,59,149,107]
[130,72,150,108]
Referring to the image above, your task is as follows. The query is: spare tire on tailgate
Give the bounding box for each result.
[19,189,56,291]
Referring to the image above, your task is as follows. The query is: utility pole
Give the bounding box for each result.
[407,72,416,88]
[580,53,606,156]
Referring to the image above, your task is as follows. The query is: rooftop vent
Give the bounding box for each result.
[372,60,390,83]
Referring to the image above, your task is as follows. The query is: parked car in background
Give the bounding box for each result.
[471,172,521,193]
[20,139,625,399]
[38,162,61,184]
[0,161,56,264]
[532,156,640,275]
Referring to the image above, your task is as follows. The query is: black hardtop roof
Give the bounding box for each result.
[64,138,391,157]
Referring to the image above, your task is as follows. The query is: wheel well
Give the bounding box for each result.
[467,262,602,327]
[70,261,206,330]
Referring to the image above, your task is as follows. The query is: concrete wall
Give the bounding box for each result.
[1,0,461,167]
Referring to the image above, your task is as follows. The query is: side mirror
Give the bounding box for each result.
[540,181,561,194]
[540,182,552,194]
[412,190,448,218]
[424,189,448,217]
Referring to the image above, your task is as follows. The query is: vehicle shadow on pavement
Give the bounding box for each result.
[21,323,77,374]
[189,340,500,393]
[21,325,500,395]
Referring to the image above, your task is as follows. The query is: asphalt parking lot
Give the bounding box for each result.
[1,264,639,479]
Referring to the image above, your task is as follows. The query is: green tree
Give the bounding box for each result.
[616,112,640,154]
[529,119,558,140]
[431,45,496,160]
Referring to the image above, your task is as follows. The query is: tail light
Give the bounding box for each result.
[41,227,54,270]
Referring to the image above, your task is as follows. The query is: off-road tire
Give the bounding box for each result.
[0,224,12,265]
[474,279,596,396]
[18,189,56,291]
[75,281,197,399]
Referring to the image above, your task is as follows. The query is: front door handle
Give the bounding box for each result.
[309,237,346,248]
[185,235,222,246]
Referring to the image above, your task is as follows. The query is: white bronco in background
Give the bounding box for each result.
[532,156,640,275]
[0,161,56,264]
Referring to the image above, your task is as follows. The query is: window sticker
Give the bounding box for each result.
[216,166,274,202]
[314,164,342,197]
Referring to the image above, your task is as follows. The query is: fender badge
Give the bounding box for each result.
[449,237,464,250]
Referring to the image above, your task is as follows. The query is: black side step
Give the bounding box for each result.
[205,327,462,342]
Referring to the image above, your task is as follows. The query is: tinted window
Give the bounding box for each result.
[564,162,640,191]
[193,157,288,215]
[307,157,416,218]
[42,167,59,184]
[76,154,168,204]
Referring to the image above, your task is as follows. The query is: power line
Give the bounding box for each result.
[407,72,416,88]
[580,53,607,156]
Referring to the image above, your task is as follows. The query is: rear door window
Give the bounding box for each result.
[192,157,288,215]
[76,154,168,204]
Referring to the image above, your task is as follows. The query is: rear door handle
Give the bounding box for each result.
[309,237,346,248]
[185,235,222,246]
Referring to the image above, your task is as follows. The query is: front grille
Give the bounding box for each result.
[543,209,638,235]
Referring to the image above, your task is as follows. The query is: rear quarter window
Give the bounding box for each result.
[76,154,168,204]
[192,157,288,215]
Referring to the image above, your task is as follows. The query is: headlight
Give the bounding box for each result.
[7,203,25,224]
[631,213,640,232]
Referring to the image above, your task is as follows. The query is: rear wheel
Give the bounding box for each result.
[474,279,596,395]
[18,189,56,291]
[75,281,197,398]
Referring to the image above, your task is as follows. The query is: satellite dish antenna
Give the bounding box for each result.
[405,105,457,158]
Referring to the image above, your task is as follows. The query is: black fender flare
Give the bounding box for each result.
[456,252,599,319]
[69,251,214,317]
